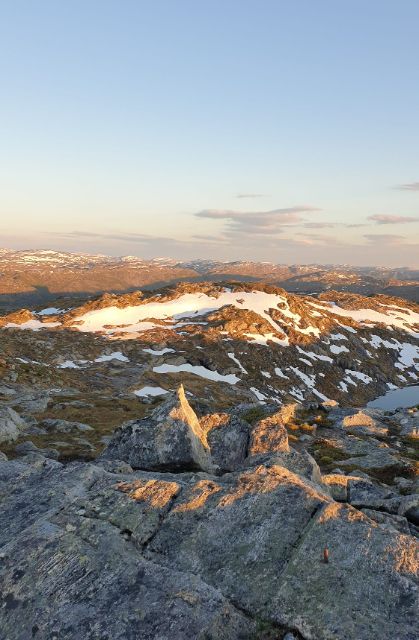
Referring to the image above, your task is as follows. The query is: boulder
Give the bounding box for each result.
[361,508,411,535]
[248,412,289,456]
[398,415,419,439]
[0,406,26,444]
[12,393,50,414]
[14,440,59,460]
[340,410,388,436]
[339,449,410,478]
[398,495,419,526]
[273,503,418,640]
[0,449,417,639]
[348,477,396,509]
[147,464,331,617]
[39,418,93,433]
[102,386,214,473]
[322,473,354,501]
[0,480,255,640]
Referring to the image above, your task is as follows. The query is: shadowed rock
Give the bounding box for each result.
[200,412,249,473]
[0,406,26,444]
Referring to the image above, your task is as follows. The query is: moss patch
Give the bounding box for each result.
[241,406,270,425]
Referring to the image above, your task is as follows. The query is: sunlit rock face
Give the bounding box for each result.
[248,412,290,455]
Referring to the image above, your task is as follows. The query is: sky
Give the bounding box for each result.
[0,0,418,267]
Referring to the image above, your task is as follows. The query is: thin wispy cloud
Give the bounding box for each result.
[49,230,163,244]
[368,214,419,225]
[191,233,228,243]
[296,232,342,246]
[195,206,321,236]
[364,234,406,245]
[302,222,336,229]
[396,182,419,191]
[236,193,266,199]
[46,230,208,249]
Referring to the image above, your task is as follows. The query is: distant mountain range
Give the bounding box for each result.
[1,248,418,313]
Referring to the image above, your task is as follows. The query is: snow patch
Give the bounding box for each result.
[143,347,175,356]
[134,386,169,397]
[152,363,240,384]
[227,352,248,374]
[4,320,61,331]
[71,290,321,339]
[330,344,349,355]
[95,352,129,363]
[250,387,266,401]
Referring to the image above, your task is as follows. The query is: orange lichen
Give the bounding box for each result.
[391,539,419,575]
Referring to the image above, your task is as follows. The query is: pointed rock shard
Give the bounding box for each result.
[171,385,214,473]
[102,385,214,473]
[171,385,208,450]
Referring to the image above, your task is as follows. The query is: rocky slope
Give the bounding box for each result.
[0,282,418,459]
[0,388,417,639]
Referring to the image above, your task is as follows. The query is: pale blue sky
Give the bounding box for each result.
[1,0,418,266]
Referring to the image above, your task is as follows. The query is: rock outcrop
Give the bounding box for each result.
[102,386,214,473]
[0,406,26,444]
[1,391,418,640]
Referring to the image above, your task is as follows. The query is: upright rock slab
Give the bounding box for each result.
[102,385,214,473]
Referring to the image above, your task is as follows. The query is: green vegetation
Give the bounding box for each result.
[310,443,349,469]
[241,406,269,425]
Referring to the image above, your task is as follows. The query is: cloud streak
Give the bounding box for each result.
[396,182,419,191]
[195,206,321,236]
[236,193,266,199]
[364,234,406,245]
[45,230,216,249]
[368,214,419,225]
[302,222,336,229]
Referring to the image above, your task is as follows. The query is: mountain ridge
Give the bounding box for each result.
[1,248,418,313]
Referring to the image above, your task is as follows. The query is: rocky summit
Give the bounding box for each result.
[0,386,418,640]
[0,278,418,639]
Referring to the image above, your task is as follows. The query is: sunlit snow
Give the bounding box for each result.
[71,290,320,339]
[153,363,240,384]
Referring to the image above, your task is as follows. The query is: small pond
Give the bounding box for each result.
[367,385,419,410]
